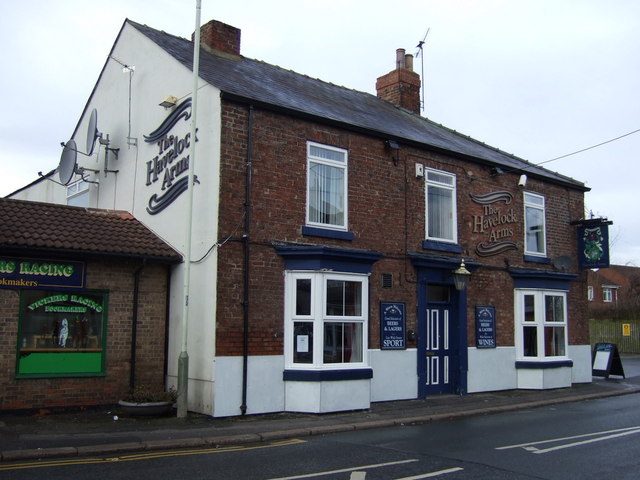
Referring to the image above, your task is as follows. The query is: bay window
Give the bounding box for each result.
[516,289,568,360]
[286,271,367,368]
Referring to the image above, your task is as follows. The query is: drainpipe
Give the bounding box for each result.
[240,104,254,415]
[129,261,146,390]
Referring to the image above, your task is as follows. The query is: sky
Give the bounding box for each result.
[1,0,639,265]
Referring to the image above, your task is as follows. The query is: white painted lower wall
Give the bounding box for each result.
[370,349,417,402]
[467,347,518,392]
[285,379,371,413]
[213,355,285,417]
[468,345,593,393]
[569,344,593,383]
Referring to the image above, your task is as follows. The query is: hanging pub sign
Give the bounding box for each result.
[574,218,612,269]
[380,302,406,350]
[0,257,85,290]
[475,305,496,348]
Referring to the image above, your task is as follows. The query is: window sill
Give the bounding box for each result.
[523,254,551,264]
[283,368,373,381]
[303,226,355,241]
[515,360,573,369]
[422,240,462,253]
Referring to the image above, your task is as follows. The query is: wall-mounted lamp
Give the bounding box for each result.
[452,259,471,291]
[491,167,505,176]
[159,95,178,108]
[385,139,401,165]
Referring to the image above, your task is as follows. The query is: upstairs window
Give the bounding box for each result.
[67,180,89,207]
[603,286,617,303]
[587,286,594,301]
[425,168,457,243]
[524,192,546,256]
[306,142,348,231]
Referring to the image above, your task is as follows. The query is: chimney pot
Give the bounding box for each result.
[405,54,414,71]
[395,48,406,69]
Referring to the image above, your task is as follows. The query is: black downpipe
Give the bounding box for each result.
[129,261,146,390]
[240,104,254,415]
[162,265,172,387]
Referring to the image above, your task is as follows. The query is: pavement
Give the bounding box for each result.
[2,355,640,463]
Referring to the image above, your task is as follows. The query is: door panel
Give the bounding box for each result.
[420,304,456,395]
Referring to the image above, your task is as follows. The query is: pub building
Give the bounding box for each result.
[5,18,606,415]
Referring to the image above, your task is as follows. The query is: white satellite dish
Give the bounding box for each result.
[86,108,102,155]
[58,139,78,185]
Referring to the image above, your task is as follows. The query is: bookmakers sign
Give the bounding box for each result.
[0,257,85,290]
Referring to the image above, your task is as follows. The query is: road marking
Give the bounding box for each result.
[496,425,640,454]
[267,459,419,479]
[350,472,367,480]
[393,467,465,479]
[0,438,306,471]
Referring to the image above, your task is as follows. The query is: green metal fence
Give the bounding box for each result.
[589,318,640,354]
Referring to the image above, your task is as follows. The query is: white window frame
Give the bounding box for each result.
[515,289,568,361]
[524,192,546,256]
[306,142,348,231]
[603,286,617,303]
[587,286,594,301]
[284,271,368,369]
[425,168,457,243]
[66,179,90,207]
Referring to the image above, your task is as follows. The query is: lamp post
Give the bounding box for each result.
[452,259,471,291]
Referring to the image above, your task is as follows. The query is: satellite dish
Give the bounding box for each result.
[86,108,102,155]
[553,255,573,271]
[58,139,78,185]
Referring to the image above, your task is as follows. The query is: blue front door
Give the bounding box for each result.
[418,284,459,396]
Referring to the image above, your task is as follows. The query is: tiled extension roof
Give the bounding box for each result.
[130,20,588,191]
[0,198,181,263]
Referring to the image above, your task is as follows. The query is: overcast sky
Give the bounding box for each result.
[1,0,638,265]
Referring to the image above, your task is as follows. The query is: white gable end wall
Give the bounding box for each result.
[11,22,222,415]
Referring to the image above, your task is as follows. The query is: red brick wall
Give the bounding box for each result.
[0,261,169,410]
[216,101,588,355]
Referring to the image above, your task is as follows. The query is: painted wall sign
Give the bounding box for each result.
[380,302,406,350]
[470,191,518,257]
[577,223,610,269]
[475,305,496,348]
[0,257,85,290]
[144,98,198,215]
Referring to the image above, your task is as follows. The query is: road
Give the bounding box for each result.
[3,392,640,479]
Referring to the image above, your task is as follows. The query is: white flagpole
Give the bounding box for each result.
[177,0,201,418]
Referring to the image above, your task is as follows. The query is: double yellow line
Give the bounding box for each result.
[0,438,306,471]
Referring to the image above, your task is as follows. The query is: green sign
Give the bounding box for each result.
[0,257,85,290]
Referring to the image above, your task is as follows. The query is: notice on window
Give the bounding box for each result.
[296,335,309,353]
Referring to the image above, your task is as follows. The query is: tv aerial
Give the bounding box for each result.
[415,27,430,114]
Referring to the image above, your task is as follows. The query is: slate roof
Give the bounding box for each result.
[129,20,588,191]
[0,198,181,263]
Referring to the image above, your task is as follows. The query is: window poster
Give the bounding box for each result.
[17,290,108,377]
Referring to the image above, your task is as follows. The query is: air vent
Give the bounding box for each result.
[382,273,393,289]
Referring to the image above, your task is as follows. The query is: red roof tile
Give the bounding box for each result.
[0,198,181,263]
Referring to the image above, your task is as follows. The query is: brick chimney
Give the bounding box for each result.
[193,19,241,56]
[376,48,421,114]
